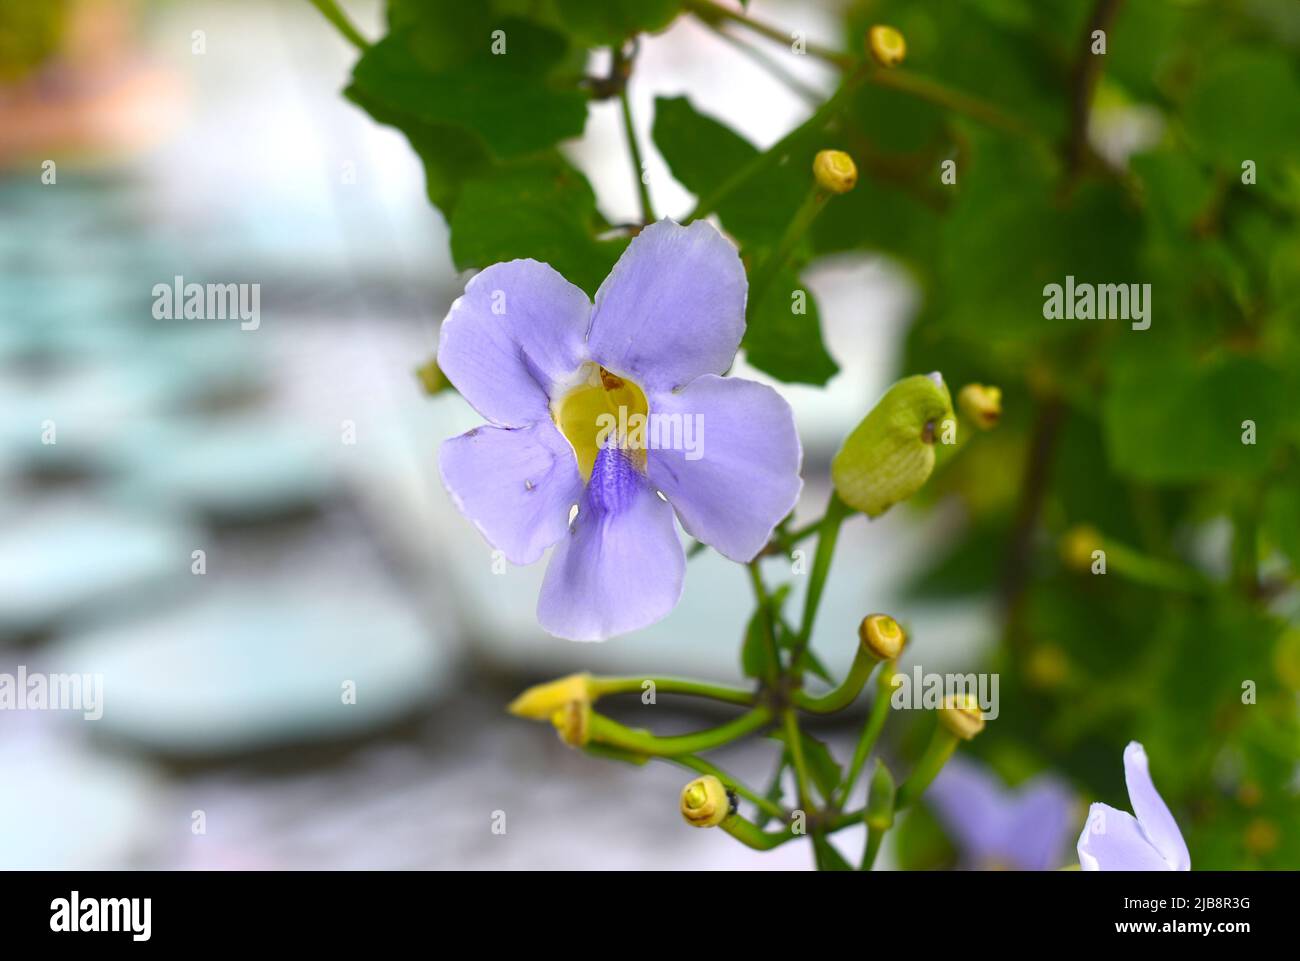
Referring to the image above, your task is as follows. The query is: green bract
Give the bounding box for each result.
[831,374,953,517]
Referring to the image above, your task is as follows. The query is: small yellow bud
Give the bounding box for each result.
[938,693,985,740]
[1244,818,1279,856]
[415,357,452,396]
[859,614,906,661]
[1060,525,1103,573]
[508,672,594,720]
[680,775,733,828]
[867,25,906,68]
[813,149,857,194]
[957,384,1002,430]
[551,699,591,748]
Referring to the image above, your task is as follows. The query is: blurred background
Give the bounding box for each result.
[0,0,984,870]
[3,0,1297,871]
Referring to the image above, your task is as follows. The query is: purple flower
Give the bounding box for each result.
[1077,741,1191,871]
[926,755,1077,870]
[436,219,803,641]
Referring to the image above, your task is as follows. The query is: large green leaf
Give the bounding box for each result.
[651,95,806,249]
[555,0,682,46]
[449,159,627,296]
[1184,51,1300,172]
[743,267,838,385]
[1103,353,1289,483]
[350,15,587,159]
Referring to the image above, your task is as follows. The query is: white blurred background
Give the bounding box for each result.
[0,0,993,869]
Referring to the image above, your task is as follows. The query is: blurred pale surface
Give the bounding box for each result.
[0,0,987,869]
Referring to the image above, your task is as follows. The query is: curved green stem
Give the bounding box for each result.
[836,672,895,805]
[860,827,884,870]
[793,645,880,714]
[666,755,787,821]
[788,492,852,672]
[589,675,756,707]
[685,0,853,68]
[618,85,656,224]
[722,814,798,850]
[307,0,371,51]
[895,727,959,809]
[685,65,870,222]
[588,708,772,756]
[749,183,831,309]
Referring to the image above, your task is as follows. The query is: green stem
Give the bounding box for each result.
[666,755,786,821]
[684,0,853,68]
[588,709,771,756]
[748,183,830,309]
[836,672,894,805]
[869,67,1040,142]
[747,561,782,681]
[860,827,884,870]
[793,645,880,714]
[895,728,959,809]
[788,492,852,673]
[782,709,812,810]
[618,85,656,225]
[685,65,870,222]
[701,20,823,103]
[722,814,797,850]
[589,675,755,707]
[307,0,371,51]
[1104,539,1210,595]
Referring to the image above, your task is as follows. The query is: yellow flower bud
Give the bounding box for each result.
[551,699,591,748]
[957,384,1002,430]
[831,373,953,517]
[680,775,733,828]
[938,693,985,740]
[813,149,857,194]
[507,672,594,720]
[1060,524,1103,573]
[867,25,906,68]
[859,613,906,661]
[415,357,452,396]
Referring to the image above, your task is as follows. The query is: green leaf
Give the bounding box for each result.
[651,95,806,248]
[449,159,627,296]
[1184,51,1300,172]
[350,15,587,159]
[812,834,853,871]
[770,729,843,802]
[741,584,790,679]
[344,84,489,215]
[740,606,776,680]
[556,0,681,46]
[742,268,838,385]
[1102,353,1288,483]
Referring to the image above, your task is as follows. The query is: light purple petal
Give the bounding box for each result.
[537,447,685,641]
[1004,777,1077,871]
[646,375,801,562]
[1123,741,1191,871]
[1077,803,1172,871]
[586,220,746,394]
[439,421,582,565]
[437,260,591,428]
[927,756,1013,866]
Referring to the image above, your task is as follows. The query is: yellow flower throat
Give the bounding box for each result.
[553,362,649,481]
